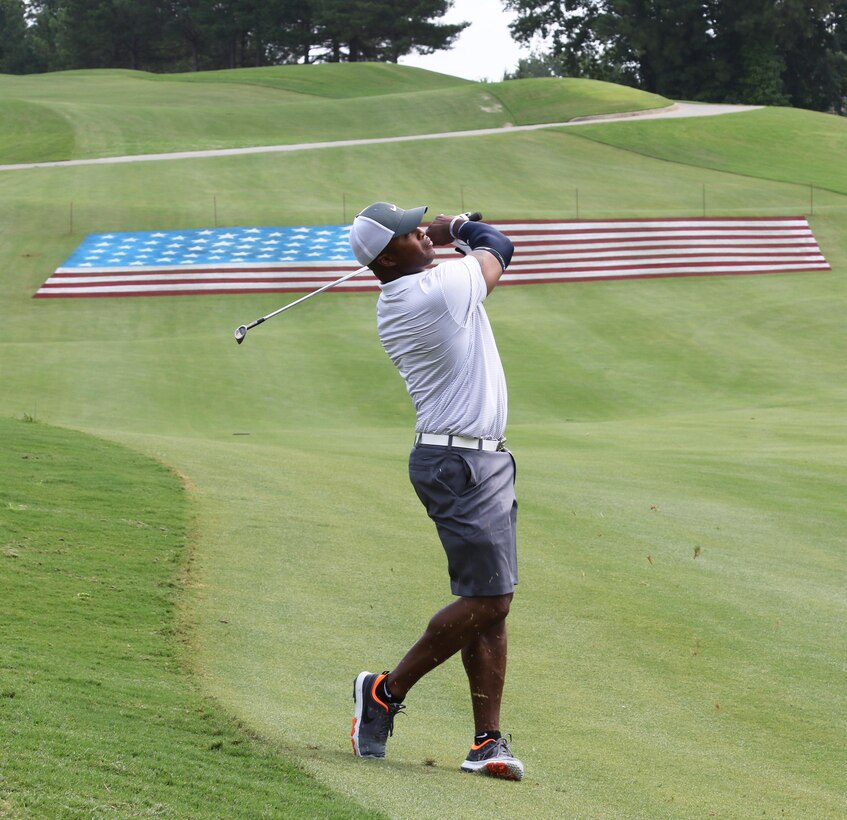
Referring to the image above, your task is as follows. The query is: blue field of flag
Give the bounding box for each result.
[60,225,355,269]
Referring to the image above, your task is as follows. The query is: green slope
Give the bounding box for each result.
[0,64,670,164]
[157,62,474,97]
[569,106,847,194]
[488,76,669,124]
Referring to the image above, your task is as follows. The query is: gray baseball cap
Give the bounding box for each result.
[349,202,428,265]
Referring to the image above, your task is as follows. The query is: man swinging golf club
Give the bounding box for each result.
[348,202,524,781]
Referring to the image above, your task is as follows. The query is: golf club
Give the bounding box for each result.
[234,211,483,344]
[234,265,369,343]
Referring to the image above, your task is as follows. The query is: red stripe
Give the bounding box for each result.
[512,251,824,262]
[489,215,807,224]
[34,283,380,298]
[510,236,818,248]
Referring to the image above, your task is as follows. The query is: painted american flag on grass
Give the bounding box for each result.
[34,216,830,298]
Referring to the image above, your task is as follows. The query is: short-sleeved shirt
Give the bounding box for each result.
[376,255,507,440]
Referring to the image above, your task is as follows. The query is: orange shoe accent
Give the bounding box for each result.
[470,738,497,751]
[370,673,389,712]
[485,761,521,781]
[351,717,357,754]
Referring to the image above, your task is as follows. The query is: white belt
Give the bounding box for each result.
[415,432,503,452]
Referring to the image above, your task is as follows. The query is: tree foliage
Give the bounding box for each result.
[504,0,847,113]
[3,0,466,73]
[0,0,36,72]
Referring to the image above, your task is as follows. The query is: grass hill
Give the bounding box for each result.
[1,64,845,818]
[0,64,669,163]
[570,106,847,195]
[157,62,475,97]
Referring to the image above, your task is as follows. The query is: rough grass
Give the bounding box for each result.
[0,418,381,818]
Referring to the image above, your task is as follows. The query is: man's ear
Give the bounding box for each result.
[375,250,397,268]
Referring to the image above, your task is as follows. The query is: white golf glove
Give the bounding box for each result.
[450,213,475,256]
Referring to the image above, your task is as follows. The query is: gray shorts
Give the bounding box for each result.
[408,444,518,597]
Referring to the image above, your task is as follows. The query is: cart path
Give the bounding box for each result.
[0,102,761,172]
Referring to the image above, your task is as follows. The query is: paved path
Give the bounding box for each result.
[0,102,761,173]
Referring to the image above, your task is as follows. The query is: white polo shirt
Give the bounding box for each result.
[376,254,507,440]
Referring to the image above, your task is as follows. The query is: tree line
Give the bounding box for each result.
[505,0,847,114]
[0,0,466,73]
[2,0,845,114]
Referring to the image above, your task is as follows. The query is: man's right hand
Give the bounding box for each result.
[425,214,458,246]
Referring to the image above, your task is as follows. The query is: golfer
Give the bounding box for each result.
[348,202,523,781]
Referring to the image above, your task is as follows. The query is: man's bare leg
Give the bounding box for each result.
[462,618,507,734]
[384,593,512,701]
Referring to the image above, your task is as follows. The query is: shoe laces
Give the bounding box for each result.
[385,702,406,737]
[486,735,514,758]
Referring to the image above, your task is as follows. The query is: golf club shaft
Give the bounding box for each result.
[247,265,369,329]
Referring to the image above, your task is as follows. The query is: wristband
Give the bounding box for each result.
[456,220,515,269]
[449,215,466,240]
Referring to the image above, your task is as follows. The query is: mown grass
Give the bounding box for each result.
[488,76,669,124]
[157,62,473,97]
[0,66,845,817]
[0,417,381,818]
[0,64,669,164]
[0,99,75,164]
[569,106,847,194]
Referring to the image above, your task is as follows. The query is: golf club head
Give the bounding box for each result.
[234,325,248,344]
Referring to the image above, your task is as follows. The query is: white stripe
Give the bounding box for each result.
[55,261,358,274]
[494,219,812,232]
[43,273,375,286]
[500,262,832,282]
[506,236,817,251]
[36,280,379,295]
[507,255,827,271]
[506,250,825,263]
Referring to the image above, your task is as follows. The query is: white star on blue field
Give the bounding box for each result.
[61,225,355,269]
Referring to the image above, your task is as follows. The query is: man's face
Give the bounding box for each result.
[379,225,435,274]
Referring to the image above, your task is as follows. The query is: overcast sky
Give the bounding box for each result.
[398,0,535,82]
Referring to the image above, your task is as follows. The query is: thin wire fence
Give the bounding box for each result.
[40,183,847,238]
